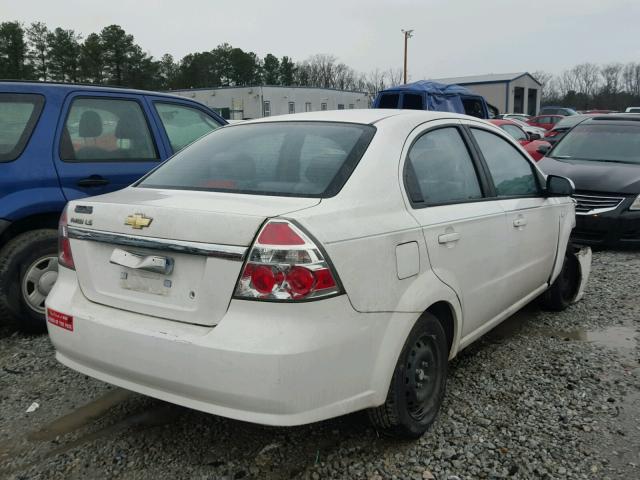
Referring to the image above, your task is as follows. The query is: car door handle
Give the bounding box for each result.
[77,175,109,187]
[438,232,461,244]
[513,218,528,228]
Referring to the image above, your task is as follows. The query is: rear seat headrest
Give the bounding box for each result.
[78,110,103,138]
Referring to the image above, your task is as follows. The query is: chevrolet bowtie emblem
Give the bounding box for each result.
[125,213,153,229]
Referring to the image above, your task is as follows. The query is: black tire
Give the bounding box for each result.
[0,229,59,333]
[368,313,448,439]
[539,253,580,311]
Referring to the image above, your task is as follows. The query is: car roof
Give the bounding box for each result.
[0,80,189,100]
[582,114,640,126]
[489,119,519,127]
[240,109,476,126]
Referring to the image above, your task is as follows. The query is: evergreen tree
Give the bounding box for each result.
[262,53,280,85]
[79,33,104,83]
[0,21,31,79]
[47,28,81,82]
[26,21,50,80]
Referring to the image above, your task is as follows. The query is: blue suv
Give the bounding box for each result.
[0,82,226,331]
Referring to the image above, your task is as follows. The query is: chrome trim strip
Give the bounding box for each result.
[68,227,247,261]
[573,193,625,215]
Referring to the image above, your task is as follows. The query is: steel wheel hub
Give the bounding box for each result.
[22,255,59,314]
[404,334,439,420]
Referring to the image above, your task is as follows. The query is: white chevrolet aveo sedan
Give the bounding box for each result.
[46,110,578,438]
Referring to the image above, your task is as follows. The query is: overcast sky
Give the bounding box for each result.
[4,0,639,79]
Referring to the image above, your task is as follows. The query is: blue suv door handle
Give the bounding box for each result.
[77,175,109,187]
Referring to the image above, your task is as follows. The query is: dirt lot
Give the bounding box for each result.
[0,250,638,480]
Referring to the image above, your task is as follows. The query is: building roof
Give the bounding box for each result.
[168,85,368,95]
[430,72,541,86]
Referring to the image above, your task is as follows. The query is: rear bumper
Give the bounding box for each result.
[573,206,640,247]
[46,267,417,426]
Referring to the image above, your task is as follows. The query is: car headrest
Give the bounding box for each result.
[78,110,103,138]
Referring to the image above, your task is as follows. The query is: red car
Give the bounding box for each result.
[489,119,551,161]
[527,115,564,131]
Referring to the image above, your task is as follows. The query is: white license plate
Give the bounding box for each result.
[119,270,170,296]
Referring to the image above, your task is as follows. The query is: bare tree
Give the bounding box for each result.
[571,63,601,96]
[600,63,623,94]
[557,69,578,97]
[622,62,640,96]
[386,68,403,87]
[363,68,387,100]
[532,70,557,102]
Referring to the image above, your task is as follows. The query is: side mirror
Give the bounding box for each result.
[546,175,574,196]
[529,132,542,141]
[537,144,551,155]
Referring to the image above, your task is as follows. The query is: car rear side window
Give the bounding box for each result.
[155,102,222,153]
[402,94,423,110]
[405,127,483,205]
[471,128,539,197]
[60,97,159,162]
[138,121,376,198]
[378,93,399,108]
[0,93,45,162]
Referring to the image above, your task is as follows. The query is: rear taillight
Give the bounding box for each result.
[58,206,75,270]
[234,220,341,301]
[545,130,558,137]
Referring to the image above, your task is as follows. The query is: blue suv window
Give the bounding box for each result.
[155,102,222,152]
[0,93,45,162]
[60,97,159,162]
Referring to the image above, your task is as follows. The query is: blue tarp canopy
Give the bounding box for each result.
[375,80,484,115]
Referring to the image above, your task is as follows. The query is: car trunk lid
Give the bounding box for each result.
[67,188,320,326]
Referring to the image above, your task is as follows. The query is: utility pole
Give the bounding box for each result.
[401,29,414,84]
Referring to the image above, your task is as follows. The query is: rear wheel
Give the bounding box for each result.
[368,313,448,438]
[0,230,58,333]
[539,252,580,311]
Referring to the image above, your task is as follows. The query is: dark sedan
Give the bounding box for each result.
[538,115,640,247]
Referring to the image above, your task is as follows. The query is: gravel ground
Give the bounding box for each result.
[0,250,638,480]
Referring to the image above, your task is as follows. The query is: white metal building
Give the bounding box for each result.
[431,72,542,115]
[168,86,370,120]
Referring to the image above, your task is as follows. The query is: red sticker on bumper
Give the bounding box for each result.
[47,308,74,331]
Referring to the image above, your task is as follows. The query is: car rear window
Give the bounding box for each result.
[552,123,640,164]
[0,93,45,162]
[137,121,376,197]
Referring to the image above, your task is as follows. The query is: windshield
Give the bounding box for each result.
[138,121,376,197]
[551,123,640,164]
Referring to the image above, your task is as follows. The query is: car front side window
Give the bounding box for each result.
[405,127,483,206]
[471,128,539,197]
